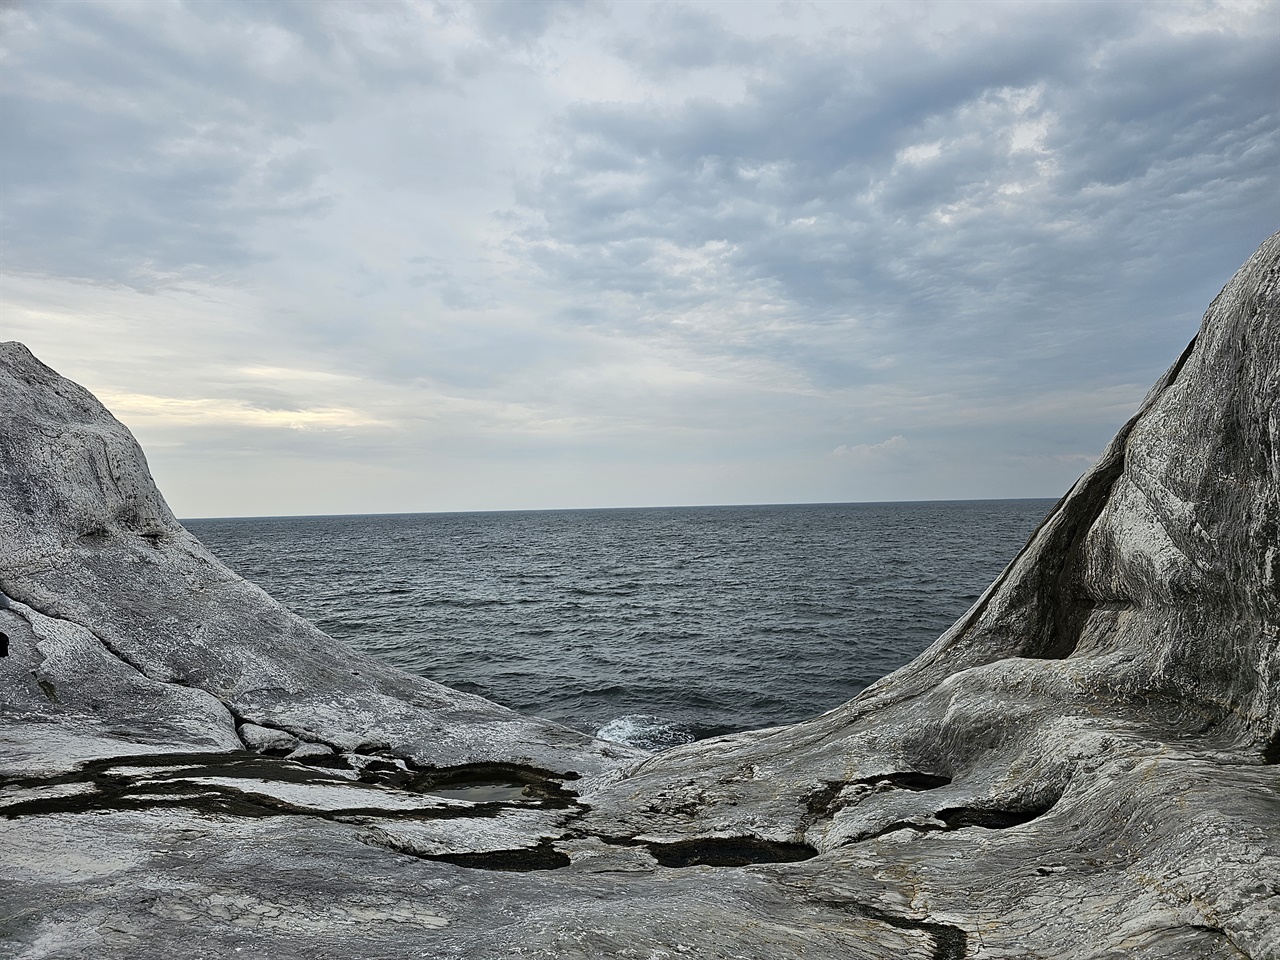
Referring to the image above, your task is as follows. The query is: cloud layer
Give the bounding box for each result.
[2,0,1276,516]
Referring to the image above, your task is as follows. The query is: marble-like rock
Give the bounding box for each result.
[1,232,1277,960]
[236,722,299,754]
[0,342,636,775]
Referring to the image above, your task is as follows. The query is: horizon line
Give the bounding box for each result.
[179,494,1061,524]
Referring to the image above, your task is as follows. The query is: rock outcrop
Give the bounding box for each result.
[2,233,1277,960]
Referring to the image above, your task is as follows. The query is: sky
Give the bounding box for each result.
[1,0,1277,518]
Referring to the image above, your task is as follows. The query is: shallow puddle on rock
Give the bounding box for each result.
[427,783,533,802]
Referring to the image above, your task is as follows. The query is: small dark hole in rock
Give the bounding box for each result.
[397,763,578,806]
[0,631,8,657]
[426,838,569,872]
[1262,731,1280,765]
[887,772,952,791]
[644,837,817,868]
[807,771,951,817]
[936,804,1050,830]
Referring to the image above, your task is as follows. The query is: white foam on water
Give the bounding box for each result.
[596,714,696,752]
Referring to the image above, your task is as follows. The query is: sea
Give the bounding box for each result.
[185,500,1054,752]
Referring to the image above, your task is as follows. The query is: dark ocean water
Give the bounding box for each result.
[186,500,1053,751]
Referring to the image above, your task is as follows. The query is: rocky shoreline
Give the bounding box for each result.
[2,233,1278,959]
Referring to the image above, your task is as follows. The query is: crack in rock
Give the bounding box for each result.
[805,771,953,820]
[599,834,818,868]
[0,752,584,823]
[816,898,969,960]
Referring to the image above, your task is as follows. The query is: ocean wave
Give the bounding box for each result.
[596,714,697,752]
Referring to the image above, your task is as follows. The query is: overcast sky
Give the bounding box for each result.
[2,0,1276,518]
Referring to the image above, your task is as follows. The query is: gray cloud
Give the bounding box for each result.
[470,0,587,43]
[1,1,349,285]
[521,5,1276,369]
[1,0,1276,516]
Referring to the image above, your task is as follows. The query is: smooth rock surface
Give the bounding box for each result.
[1,233,1277,960]
[236,722,298,754]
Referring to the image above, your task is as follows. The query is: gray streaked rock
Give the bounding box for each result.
[0,340,638,777]
[281,741,334,763]
[1,232,1277,960]
[236,722,298,754]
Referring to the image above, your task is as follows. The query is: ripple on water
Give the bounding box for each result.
[187,500,1052,742]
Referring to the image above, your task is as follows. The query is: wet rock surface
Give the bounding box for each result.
[2,234,1278,959]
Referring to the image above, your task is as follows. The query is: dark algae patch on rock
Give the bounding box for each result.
[2,233,1279,959]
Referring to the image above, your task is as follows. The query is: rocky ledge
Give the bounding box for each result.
[2,234,1278,960]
